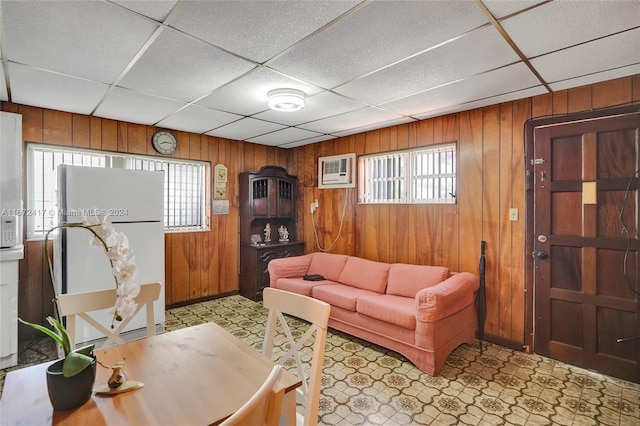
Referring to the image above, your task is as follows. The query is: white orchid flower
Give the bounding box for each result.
[66,213,142,322]
[117,277,141,296]
[106,232,132,261]
[113,258,138,285]
[110,295,138,320]
[83,214,117,248]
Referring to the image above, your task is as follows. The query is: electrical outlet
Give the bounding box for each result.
[310,202,316,214]
[509,208,518,221]
[314,199,319,209]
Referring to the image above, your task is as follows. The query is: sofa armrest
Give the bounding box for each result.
[267,253,313,287]
[415,272,479,322]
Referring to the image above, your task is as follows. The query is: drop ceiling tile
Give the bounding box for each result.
[335,26,520,105]
[94,87,186,125]
[530,28,640,84]
[169,1,359,63]
[253,91,368,126]
[269,0,488,88]
[9,63,109,114]
[2,0,158,83]
[111,0,178,22]
[196,67,321,116]
[300,107,406,134]
[279,135,337,149]
[247,127,324,146]
[548,63,640,93]
[119,28,256,102]
[156,105,242,134]
[331,116,415,138]
[501,0,640,57]
[382,62,542,117]
[207,118,286,141]
[481,1,547,19]
[414,86,547,121]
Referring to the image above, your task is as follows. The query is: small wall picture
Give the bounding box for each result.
[212,199,229,215]
[215,164,227,183]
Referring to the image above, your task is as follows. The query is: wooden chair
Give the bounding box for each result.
[261,287,330,426]
[56,281,161,349]
[220,365,284,426]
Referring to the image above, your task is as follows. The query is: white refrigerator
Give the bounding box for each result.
[55,165,165,345]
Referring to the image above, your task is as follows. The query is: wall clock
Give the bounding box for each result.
[152,130,178,155]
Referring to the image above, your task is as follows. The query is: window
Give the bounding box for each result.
[358,142,456,204]
[27,144,209,239]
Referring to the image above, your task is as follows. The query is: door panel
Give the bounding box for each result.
[533,113,640,383]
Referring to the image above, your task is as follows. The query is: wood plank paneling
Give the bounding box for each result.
[4,73,640,346]
[593,76,632,109]
[71,114,91,148]
[43,109,72,145]
[4,102,289,336]
[511,98,529,344]
[287,76,639,349]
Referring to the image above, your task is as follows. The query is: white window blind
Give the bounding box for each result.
[358,143,456,204]
[27,144,209,239]
[133,158,206,231]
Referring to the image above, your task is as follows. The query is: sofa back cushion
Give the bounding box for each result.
[338,257,390,293]
[307,253,349,282]
[386,263,450,298]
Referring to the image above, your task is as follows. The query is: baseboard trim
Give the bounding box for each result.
[165,290,239,309]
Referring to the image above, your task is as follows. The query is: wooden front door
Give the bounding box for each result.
[532,112,640,382]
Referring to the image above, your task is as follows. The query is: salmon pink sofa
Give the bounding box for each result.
[268,252,479,375]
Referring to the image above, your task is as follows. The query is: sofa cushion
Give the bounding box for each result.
[356,295,416,330]
[312,284,380,312]
[273,277,333,297]
[386,264,450,298]
[307,253,349,282]
[338,257,390,293]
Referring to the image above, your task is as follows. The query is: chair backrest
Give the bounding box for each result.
[220,364,284,426]
[56,281,161,349]
[262,287,330,426]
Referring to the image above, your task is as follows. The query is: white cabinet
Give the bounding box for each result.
[0,254,18,368]
[0,111,22,369]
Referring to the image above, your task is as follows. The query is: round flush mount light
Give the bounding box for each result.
[267,88,305,112]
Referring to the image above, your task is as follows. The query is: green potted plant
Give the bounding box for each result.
[19,316,97,411]
[19,213,141,410]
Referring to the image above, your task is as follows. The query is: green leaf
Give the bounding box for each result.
[75,344,95,357]
[46,316,71,356]
[18,317,64,348]
[63,351,94,377]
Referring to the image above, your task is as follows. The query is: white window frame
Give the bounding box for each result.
[26,143,210,240]
[358,142,457,204]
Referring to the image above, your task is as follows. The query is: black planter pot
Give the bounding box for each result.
[46,357,97,411]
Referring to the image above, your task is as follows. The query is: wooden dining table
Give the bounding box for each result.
[0,322,302,425]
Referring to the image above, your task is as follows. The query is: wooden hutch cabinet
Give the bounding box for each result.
[239,166,304,301]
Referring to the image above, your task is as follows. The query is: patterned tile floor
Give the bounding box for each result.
[2,295,639,425]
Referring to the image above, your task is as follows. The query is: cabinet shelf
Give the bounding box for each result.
[239,166,302,301]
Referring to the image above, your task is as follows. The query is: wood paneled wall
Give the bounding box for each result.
[288,74,640,349]
[4,74,639,345]
[0,102,288,336]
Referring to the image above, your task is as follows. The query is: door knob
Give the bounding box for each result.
[536,251,548,260]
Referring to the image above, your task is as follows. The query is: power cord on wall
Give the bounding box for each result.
[312,187,350,252]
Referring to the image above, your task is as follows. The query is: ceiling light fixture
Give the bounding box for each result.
[267,88,305,112]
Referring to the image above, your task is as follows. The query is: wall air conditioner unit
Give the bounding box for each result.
[318,153,356,189]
